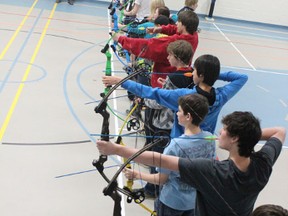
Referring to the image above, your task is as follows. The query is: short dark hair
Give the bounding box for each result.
[252,204,288,216]
[154,15,170,26]
[178,94,209,126]
[221,111,262,157]
[157,6,175,25]
[157,6,170,18]
[167,40,194,65]
[178,10,199,34]
[194,54,220,86]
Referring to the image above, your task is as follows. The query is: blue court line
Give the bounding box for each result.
[54,162,139,179]
[63,43,124,166]
[76,60,107,102]
[0,9,44,93]
[0,59,47,83]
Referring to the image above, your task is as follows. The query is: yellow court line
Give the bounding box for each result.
[0,0,39,60]
[0,4,58,141]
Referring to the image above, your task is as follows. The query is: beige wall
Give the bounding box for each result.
[165,0,288,26]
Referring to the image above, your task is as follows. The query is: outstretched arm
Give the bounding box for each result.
[101,76,192,111]
[96,140,179,171]
[102,75,122,86]
[124,3,140,16]
[123,168,169,185]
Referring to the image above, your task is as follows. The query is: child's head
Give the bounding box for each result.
[252,204,288,216]
[220,111,262,157]
[150,0,165,17]
[166,40,193,67]
[157,6,170,18]
[154,15,170,26]
[177,10,199,34]
[154,6,175,24]
[193,55,220,86]
[154,6,170,20]
[185,0,198,10]
[178,94,209,126]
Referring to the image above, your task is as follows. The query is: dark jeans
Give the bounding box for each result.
[154,198,195,216]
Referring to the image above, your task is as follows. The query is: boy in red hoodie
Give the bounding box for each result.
[112,10,199,88]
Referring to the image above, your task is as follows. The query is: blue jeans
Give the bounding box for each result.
[154,198,195,216]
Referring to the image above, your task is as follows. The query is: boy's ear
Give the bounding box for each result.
[231,136,239,144]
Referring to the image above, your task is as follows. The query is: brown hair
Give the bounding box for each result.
[167,40,194,65]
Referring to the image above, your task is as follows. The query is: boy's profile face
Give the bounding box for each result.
[176,105,188,127]
[218,125,238,151]
[177,21,184,34]
[167,52,178,67]
[192,68,202,85]
[191,3,198,10]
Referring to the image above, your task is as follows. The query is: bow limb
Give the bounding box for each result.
[104,135,171,201]
[93,7,123,214]
[95,66,146,115]
[94,3,157,214]
[93,52,151,216]
[93,43,112,173]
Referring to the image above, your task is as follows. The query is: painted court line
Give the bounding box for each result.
[0,4,57,141]
[0,0,39,60]
[213,22,257,71]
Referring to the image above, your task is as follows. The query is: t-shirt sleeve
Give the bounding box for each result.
[259,137,283,166]
[157,140,178,174]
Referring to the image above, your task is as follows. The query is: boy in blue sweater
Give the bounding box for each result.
[102,54,248,137]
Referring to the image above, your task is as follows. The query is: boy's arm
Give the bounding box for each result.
[118,36,173,63]
[96,140,180,171]
[217,71,248,102]
[124,3,139,16]
[259,127,286,166]
[124,168,168,185]
[127,22,154,36]
[102,75,187,111]
[122,80,193,111]
[261,127,286,144]
[160,24,178,35]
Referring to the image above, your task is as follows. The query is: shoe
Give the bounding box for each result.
[68,0,74,5]
[56,0,61,3]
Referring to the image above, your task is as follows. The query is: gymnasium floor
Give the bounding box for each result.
[0,0,287,215]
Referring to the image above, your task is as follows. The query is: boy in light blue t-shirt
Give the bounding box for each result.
[123,94,216,216]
